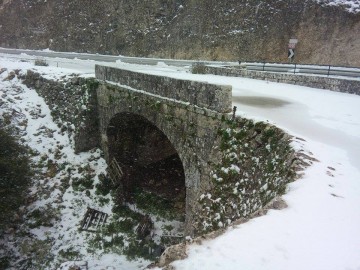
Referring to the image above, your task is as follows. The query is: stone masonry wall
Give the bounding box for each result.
[97,82,223,236]
[20,67,298,237]
[95,65,233,113]
[204,66,360,95]
[97,78,297,236]
[21,70,100,153]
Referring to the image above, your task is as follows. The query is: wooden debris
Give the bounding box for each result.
[81,207,108,232]
[136,215,153,239]
[107,158,124,185]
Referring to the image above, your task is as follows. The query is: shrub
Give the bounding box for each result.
[34,59,48,66]
[0,127,31,230]
[95,173,113,196]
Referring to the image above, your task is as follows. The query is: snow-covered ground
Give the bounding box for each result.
[316,0,360,13]
[1,54,360,270]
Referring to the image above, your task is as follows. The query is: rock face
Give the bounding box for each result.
[0,0,359,66]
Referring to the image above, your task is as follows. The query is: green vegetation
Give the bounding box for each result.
[132,188,179,220]
[112,204,143,222]
[27,206,59,229]
[0,257,10,269]
[72,164,95,191]
[58,247,80,261]
[71,175,94,191]
[123,239,158,260]
[0,127,31,230]
[95,173,113,196]
[85,78,99,92]
[87,204,162,261]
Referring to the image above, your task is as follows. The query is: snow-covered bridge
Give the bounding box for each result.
[95,65,296,236]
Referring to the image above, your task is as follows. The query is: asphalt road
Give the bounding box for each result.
[0,48,235,67]
[1,48,359,78]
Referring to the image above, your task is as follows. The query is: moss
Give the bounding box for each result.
[85,78,99,92]
[108,95,115,104]
[197,119,296,233]
[152,101,162,111]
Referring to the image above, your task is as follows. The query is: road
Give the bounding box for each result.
[1,47,359,78]
[0,47,235,67]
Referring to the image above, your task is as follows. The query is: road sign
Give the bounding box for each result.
[288,38,298,49]
[288,49,295,59]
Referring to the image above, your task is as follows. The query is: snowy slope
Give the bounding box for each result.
[1,54,360,270]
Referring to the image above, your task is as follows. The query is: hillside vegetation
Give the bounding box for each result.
[0,0,359,65]
[0,126,30,232]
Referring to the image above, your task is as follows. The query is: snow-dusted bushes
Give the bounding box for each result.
[0,126,31,231]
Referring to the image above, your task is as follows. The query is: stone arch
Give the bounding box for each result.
[97,84,214,236]
[104,111,189,220]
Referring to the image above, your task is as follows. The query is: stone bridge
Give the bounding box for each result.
[95,65,296,237]
[21,65,297,237]
[95,65,232,235]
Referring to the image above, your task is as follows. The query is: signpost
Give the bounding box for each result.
[288,38,298,62]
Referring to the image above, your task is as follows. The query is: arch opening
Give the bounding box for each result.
[106,112,186,223]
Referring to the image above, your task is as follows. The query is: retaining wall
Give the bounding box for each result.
[205,66,360,95]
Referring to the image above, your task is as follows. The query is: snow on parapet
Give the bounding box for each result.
[95,65,233,113]
[316,0,360,13]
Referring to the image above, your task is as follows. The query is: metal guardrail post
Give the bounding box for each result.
[294,63,297,74]
[327,66,331,76]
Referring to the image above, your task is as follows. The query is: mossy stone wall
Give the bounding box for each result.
[20,69,297,237]
[22,70,100,153]
[97,79,297,236]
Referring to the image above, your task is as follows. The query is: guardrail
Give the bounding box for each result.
[239,61,360,78]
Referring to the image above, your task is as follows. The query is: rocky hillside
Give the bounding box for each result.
[0,0,359,66]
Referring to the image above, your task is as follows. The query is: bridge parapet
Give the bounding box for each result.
[95,65,232,113]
